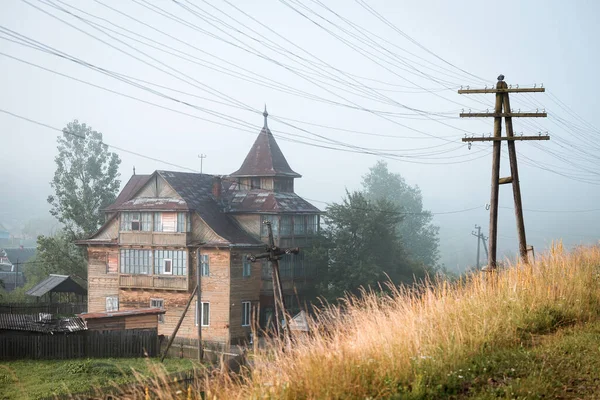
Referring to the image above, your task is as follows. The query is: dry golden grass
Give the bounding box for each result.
[141,242,600,399]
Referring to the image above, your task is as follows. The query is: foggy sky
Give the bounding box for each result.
[1,0,599,272]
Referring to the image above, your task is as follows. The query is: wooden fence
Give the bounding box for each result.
[0,302,87,315]
[0,329,158,360]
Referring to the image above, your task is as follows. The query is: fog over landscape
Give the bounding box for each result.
[1,0,599,272]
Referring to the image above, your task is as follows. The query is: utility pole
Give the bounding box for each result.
[471,225,489,269]
[198,154,207,174]
[472,225,481,270]
[248,221,299,338]
[459,75,549,268]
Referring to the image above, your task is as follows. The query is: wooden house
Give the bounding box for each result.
[77,110,320,345]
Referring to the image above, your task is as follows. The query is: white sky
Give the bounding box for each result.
[1,0,599,271]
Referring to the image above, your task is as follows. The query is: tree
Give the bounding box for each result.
[35,120,121,281]
[47,120,121,238]
[362,161,440,268]
[308,190,426,302]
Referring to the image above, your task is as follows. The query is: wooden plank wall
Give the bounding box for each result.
[0,329,158,360]
[87,247,119,313]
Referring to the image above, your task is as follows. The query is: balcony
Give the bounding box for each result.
[119,274,188,291]
[119,232,188,246]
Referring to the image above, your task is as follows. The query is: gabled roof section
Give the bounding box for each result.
[230,108,301,178]
[156,171,262,245]
[26,274,87,297]
[105,174,151,211]
[225,189,321,214]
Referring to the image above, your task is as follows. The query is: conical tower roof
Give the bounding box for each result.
[230,107,301,178]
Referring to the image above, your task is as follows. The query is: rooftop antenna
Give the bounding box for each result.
[198,154,207,174]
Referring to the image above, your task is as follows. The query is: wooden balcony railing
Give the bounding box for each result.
[119,274,188,291]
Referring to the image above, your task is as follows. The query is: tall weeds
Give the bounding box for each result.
[151,243,600,399]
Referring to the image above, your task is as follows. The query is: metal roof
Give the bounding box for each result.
[79,308,165,319]
[3,247,36,264]
[0,313,86,333]
[111,197,188,211]
[26,274,87,297]
[104,174,151,211]
[230,111,301,178]
[157,171,262,245]
[224,190,320,214]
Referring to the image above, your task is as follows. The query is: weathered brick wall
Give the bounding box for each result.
[229,249,261,342]
[87,247,119,313]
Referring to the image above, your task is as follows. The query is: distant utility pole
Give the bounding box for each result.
[198,154,207,174]
[248,221,299,338]
[471,225,489,269]
[459,75,549,268]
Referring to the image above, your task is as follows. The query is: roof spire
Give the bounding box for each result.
[263,104,268,128]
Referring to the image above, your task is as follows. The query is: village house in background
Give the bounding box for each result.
[78,109,320,345]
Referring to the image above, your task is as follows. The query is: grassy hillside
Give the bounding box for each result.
[201,242,600,399]
[0,357,198,399]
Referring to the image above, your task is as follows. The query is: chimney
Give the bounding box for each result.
[212,176,222,199]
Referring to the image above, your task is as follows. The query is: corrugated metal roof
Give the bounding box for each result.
[0,313,86,333]
[26,275,87,297]
[224,190,321,214]
[3,247,36,264]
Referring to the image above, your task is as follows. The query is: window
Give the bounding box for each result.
[251,177,261,189]
[200,254,209,277]
[307,215,319,234]
[131,212,140,231]
[243,255,252,277]
[195,301,210,326]
[274,179,293,192]
[293,215,306,235]
[242,301,251,326]
[154,250,187,275]
[120,212,151,231]
[261,260,272,279]
[260,215,279,237]
[150,299,165,324]
[280,215,292,236]
[177,212,186,233]
[163,259,172,274]
[106,296,118,312]
[154,212,162,232]
[120,249,151,274]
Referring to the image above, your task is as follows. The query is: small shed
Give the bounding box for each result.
[79,308,165,331]
[26,274,87,303]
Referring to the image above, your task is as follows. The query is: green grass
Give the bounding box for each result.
[394,321,600,399]
[0,357,199,400]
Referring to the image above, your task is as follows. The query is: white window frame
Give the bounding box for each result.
[195,301,210,326]
[106,296,119,312]
[200,254,210,277]
[131,212,141,231]
[150,298,165,324]
[242,301,251,326]
[163,258,173,275]
[243,256,252,277]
